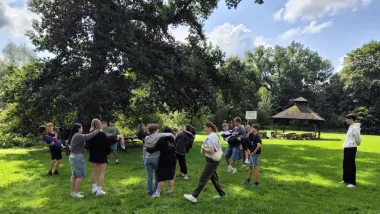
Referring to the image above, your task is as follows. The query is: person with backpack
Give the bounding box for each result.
[147,127,176,198]
[184,122,225,203]
[225,117,246,174]
[341,114,362,188]
[175,124,194,180]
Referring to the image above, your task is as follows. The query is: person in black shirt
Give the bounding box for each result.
[175,124,194,180]
[46,123,63,176]
[87,119,113,196]
[241,124,262,187]
[138,123,148,167]
[146,127,176,198]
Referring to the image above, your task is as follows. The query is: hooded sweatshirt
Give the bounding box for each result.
[343,123,362,148]
[145,133,174,158]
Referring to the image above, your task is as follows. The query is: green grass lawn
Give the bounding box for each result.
[1,133,380,214]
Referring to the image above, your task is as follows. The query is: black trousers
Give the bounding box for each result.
[177,153,187,175]
[192,157,225,198]
[343,147,357,185]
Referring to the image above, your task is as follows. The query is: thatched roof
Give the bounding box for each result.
[292,97,308,102]
[272,97,325,121]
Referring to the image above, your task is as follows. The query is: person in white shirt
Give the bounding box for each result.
[341,114,361,188]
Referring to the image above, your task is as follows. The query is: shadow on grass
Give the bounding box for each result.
[0,141,380,213]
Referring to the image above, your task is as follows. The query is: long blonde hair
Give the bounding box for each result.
[90,119,102,132]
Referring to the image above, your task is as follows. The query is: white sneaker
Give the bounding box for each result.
[96,190,106,195]
[244,159,250,164]
[347,184,356,188]
[241,164,247,168]
[184,194,197,203]
[232,168,237,174]
[92,187,97,194]
[213,195,223,199]
[184,175,189,180]
[227,165,233,173]
[73,192,84,198]
[339,181,346,184]
[151,193,161,198]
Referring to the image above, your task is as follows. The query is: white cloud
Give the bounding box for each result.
[274,0,373,22]
[207,23,253,56]
[302,20,333,34]
[279,20,333,40]
[336,55,346,72]
[273,8,284,21]
[279,28,302,40]
[253,36,271,48]
[169,26,189,43]
[0,0,38,38]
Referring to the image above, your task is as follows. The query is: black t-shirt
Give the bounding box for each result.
[138,131,148,143]
[248,133,262,154]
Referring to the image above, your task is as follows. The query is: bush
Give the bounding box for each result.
[0,133,40,148]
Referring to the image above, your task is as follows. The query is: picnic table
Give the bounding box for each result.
[299,132,315,140]
[124,136,141,148]
[280,133,297,140]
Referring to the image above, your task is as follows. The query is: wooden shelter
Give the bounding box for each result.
[272,97,325,139]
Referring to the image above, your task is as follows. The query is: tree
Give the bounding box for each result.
[340,41,380,133]
[245,42,333,112]
[25,0,264,131]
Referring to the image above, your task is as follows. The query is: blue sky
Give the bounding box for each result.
[1,0,380,71]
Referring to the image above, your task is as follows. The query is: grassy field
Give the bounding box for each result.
[1,133,380,214]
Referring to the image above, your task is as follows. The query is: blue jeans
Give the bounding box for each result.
[224,146,240,161]
[142,146,147,167]
[145,156,159,195]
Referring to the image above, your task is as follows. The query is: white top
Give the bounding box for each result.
[343,123,362,148]
[202,132,221,159]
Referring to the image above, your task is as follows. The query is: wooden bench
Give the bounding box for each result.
[280,133,297,140]
[124,136,141,148]
[298,132,315,140]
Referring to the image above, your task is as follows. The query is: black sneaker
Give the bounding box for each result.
[241,179,250,185]
[53,170,59,175]
[251,183,259,187]
[47,171,53,176]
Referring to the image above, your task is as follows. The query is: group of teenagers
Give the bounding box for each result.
[136,117,263,202]
[38,116,263,202]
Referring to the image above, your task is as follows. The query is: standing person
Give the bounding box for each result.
[144,124,174,196]
[138,123,148,168]
[101,121,119,164]
[68,123,100,198]
[147,127,176,198]
[241,125,252,168]
[186,127,196,153]
[109,120,127,151]
[87,119,112,196]
[341,114,361,188]
[39,125,65,176]
[225,117,246,174]
[184,122,225,203]
[175,124,194,180]
[241,124,262,187]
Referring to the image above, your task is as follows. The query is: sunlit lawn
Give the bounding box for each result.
[1,133,379,214]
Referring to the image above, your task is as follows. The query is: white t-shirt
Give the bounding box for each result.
[202,132,221,159]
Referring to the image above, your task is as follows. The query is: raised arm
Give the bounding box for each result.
[80,130,100,142]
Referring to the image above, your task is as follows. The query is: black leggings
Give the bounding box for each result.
[177,153,187,175]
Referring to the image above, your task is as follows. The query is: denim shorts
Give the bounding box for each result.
[224,146,240,161]
[69,153,86,178]
[111,143,117,151]
[250,154,260,167]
